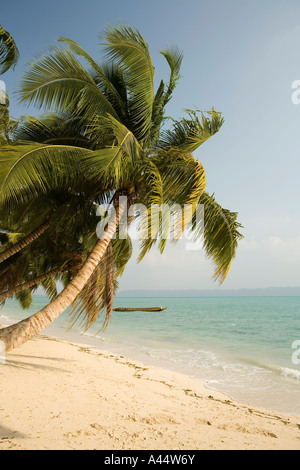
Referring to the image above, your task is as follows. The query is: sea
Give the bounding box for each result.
[1,295,300,417]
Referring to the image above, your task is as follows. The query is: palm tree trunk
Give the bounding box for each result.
[0,266,62,302]
[0,197,126,352]
[0,218,51,264]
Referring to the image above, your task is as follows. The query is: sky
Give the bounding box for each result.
[2,0,300,291]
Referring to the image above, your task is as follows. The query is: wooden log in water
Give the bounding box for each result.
[113,307,167,312]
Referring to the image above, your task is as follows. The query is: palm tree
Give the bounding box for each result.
[0,25,243,352]
[0,162,126,312]
[0,267,61,303]
[0,216,51,264]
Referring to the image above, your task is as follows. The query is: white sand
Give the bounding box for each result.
[0,333,300,450]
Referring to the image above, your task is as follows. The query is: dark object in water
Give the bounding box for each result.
[113,307,167,312]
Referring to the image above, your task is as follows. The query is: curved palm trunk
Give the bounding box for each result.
[0,266,62,302]
[0,198,126,352]
[0,218,51,264]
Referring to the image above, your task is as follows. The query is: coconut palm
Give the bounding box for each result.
[0,216,52,264]
[0,196,96,307]
[0,25,243,352]
[0,155,130,314]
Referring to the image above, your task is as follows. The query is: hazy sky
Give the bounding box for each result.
[2,0,300,291]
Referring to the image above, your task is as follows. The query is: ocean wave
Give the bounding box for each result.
[82,331,106,341]
[241,357,300,382]
[0,314,10,321]
[0,314,14,325]
[280,367,300,381]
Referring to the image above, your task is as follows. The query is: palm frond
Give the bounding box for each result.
[101,242,114,328]
[0,255,24,298]
[96,114,142,162]
[17,46,118,120]
[0,103,10,135]
[57,36,126,117]
[112,234,133,278]
[135,159,168,261]
[40,275,58,301]
[15,113,97,149]
[101,24,154,143]
[158,108,224,153]
[80,119,142,188]
[137,148,206,260]
[0,231,24,254]
[0,26,19,74]
[98,62,129,121]
[68,241,117,331]
[0,143,92,209]
[15,289,32,309]
[190,191,244,284]
[154,148,206,207]
[160,47,183,106]
[149,48,183,145]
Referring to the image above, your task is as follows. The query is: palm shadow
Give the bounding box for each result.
[0,423,27,440]
[1,354,72,372]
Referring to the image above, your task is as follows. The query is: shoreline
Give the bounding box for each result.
[0,331,300,449]
[2,297,300,419]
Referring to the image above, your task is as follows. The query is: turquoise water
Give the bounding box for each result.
[1,296,300,416]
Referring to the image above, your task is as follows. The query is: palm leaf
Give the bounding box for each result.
[149,47,183,145]
[135,160,167,261]
[68,241,117,331]
[15,289,33,309]
[40,275,58,301]
[101,24,154,143]
[0,103,10,135]
[98,62,129,123]
[112,234,133,278]
[17,46,119,120]
[137,149,206,260]
[94,114,142,162]
[190,191,244,284]
[80,119,142,188]
[0,26,19,74]
[0,231,24,253]
[15,113,97,149]
[158,108,224,153]
[155,148,206,206]
[0,143,92,209]
[159,47,183,106]
[57,36,126,117]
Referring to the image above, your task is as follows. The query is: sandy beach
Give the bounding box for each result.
[0,331,299,450]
